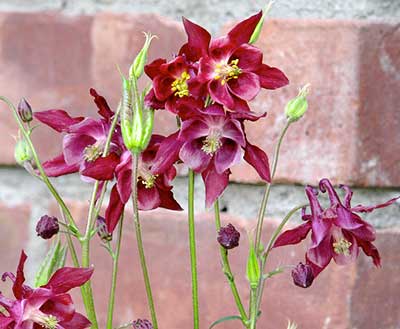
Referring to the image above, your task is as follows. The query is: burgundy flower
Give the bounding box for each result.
[181,12,289,111]
[34,89,120,181]
[144,56,201,113]
[105,135,182,233]
[273,179,399,277]
[0,251,92,328]
[291,263,314,288]
[36,215,59,240]
[217,223,240,250]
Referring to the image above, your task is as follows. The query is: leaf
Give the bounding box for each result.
[209,315,243,328]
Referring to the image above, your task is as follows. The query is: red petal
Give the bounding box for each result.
[151,132,183,174]
[137,184,161,210]
[209,79,235,109]
[43,267,93,294]
[202,165,230,208]
[214,139,242,174]
[352,196,399,213]
[358,239,381,267]
[89,88,114,121]
[307,235,333,269]
[179,139,211,173]
[144,58,167,79]
[81,153,120,181]
[34,110,83,133]
[180,17,211,62]
[105,184,125,233]
[229,72,260,101]
[227,11,263,45]
[158,189,183,211]
[243,142,271,182]
[60,312,91,329]
[256,64,289,89]
[273,222,312,248]
[232,44,263,71]
[42,154,79,177]
[13,250,27,299]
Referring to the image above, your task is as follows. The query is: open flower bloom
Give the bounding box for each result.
[34,89,120,181]
[273,178,399,277]
[105,135,182,233]
[0,251,92,328]
[151,104,271,206]
[181,12,289,112]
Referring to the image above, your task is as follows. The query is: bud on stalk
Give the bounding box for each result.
[246,242,261,289]
[17,97,33,123]
[14,138,32,165]
[285,83,310,122]
[291,262,314,288]
[129,33,157,80]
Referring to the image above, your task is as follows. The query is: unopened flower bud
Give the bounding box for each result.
[14,138,32,165]
[129,33,157,80]
[217,223,240,249]
[96,215,112,242]
[36,215,59,239]
[246,242,261,289]
[17,97,33,123]
[132,319,153,329]
[285,84,310,122]
[291,262,314,288]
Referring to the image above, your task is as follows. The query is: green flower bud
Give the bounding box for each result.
[14,138,32,165]
[121,77,154,154]
[246,243,261,289]
[285,83,311,122]
[17,97,33,123]
[129,32,157,80]
[249,2,273,44]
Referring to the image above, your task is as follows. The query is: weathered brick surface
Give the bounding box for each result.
[43,202,398,328]
[0,13,399,188]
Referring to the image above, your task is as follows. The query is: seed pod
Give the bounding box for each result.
[246,242,261,289]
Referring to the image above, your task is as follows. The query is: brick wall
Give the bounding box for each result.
[0,2,399,328]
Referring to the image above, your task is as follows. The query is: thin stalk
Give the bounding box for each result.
[249,288,258,329]
[214,199,249,327]
[131,153,158,329]
[188,169,199,329]
[255,204,306,318]
[106,215,124,329]
[254,120,291,253]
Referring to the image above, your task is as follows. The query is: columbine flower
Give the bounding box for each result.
[105,135,182,233]
[36,215,59,240]
[217,223,240,249]
[0,251,92,328]
[34,88,120,181]
[291,262,314,288]
[132,319,153,329]
[181,12,289,111]
[273,178,399,277]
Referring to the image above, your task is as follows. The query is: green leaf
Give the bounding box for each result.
[209,315,243,328]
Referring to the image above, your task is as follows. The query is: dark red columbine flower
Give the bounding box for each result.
[34,89,120,181]
[180,12,289,112]
[132,319,153,329]
[273,178,399,277]
[217,223,240,250]
[105,135,182,233]
[291,262,314,288]
[144,56,202,113]
[36,215,59,240]
[0,251,92,328]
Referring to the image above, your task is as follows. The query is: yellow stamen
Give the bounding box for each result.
[83,142,103,162]
[171,71,190,98]
[214,59,242,85]
[333,238,352,256]
[201,134,222,155]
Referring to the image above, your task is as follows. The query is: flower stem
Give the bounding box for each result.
[131,153,158,329]
[254,120,291,253]
[214,199,249,327]
[106,214,124,329]
[249,288,258,329]
[188,169,200,329]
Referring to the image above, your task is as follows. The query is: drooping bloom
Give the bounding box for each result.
[36,215,59,240]
[34,89,120,181]
[273,178,399,277]
[105,135,182,233]
[181,12,289,112]
[291,263,314,288]
[0,251,92,328]
[217,223,240,250]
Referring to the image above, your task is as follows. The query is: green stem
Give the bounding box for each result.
[249,288,258,329]
[106,215,124,329]
[254,120,291,253]
[188,169,199,329]
[255,204,306,318]
[131,153,158,329]
[214,199,249,327]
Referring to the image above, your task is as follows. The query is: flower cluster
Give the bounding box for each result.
[0,251,92,328]
[273,179,399,279]
[146,12,288,206]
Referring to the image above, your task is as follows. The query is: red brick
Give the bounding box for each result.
[49,201,398,328]
[0,12,94,164]
[229,20,400,187]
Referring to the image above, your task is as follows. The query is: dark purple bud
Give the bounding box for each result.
[132,319,153,329]
[291,262,314,288]
[217,223,240,250]
[96,215,112,242]
[17,98,33,123]
[36,215,59,239]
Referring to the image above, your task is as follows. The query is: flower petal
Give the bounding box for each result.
[144,88,166,110]
[137,184,161,210]
[357,239,381,267]
[63,133,95,165]
[180,17,211,62]
[145,58,167,79]
[209,79,235,109]
[116,151,132,204]
[201,164,230,208]
[351,196,399,213]
[80,153,120,181]
[232,44,263,71]
[61,312,91,329]
[307,235,333,268]
[42,154,79,177]
[273,221,312,248]
[221,119,246,146]
[151,132,183,174]
[153,75,175,101]
[227,11,262,45]
[105,184,125,233]
[332,231,359,265]
[34,110,83,133]
[179,119,209,141]
[214,139,242,174]
[89,88,114,121]
[43,267,94,294]
[158,189,183,211]
[179,139,211,173]
[256,64,289,89]
[229,72,260,101]
[12,251,27,300]
[243,142,271,182]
